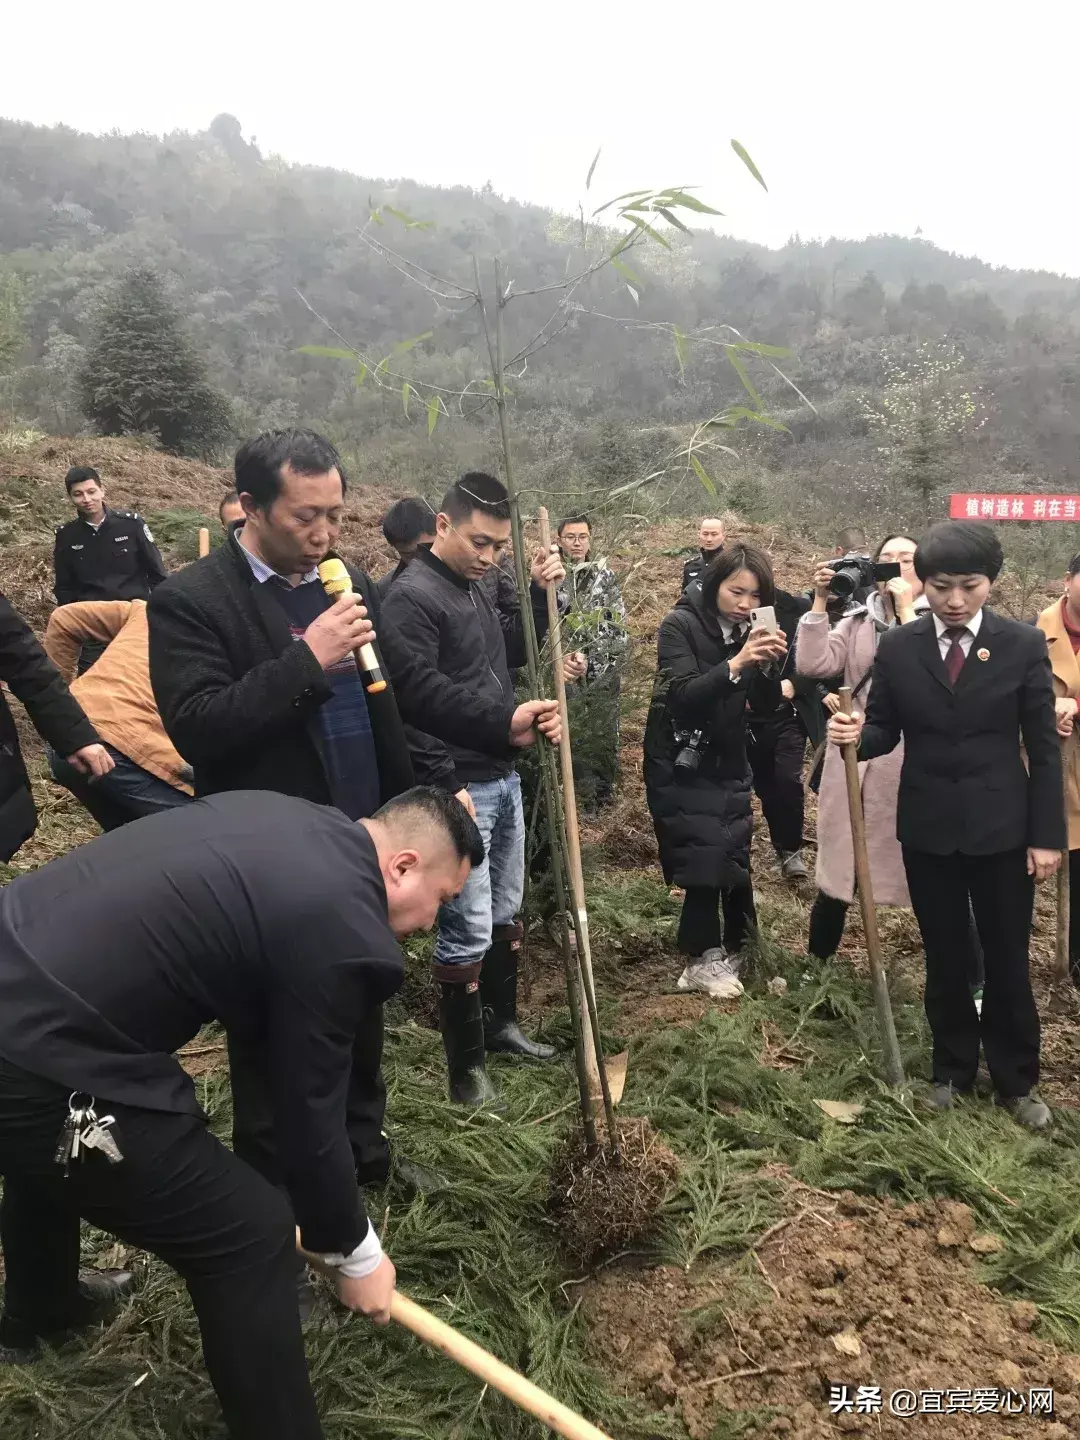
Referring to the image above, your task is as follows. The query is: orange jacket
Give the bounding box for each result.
[44,601,193,794]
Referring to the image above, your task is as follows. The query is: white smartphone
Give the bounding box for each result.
[750,605,778,633]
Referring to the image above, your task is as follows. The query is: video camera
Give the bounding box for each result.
[828,552,901,600]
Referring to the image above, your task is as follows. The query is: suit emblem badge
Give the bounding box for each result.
[977,647,990,661]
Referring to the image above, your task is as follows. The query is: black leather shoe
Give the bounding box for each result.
[0,1268,134,1358]
[438,980,504,1108]
[481,924,556,1061]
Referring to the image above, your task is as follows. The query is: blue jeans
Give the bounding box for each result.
[434,772,525,975]
[48,745,192,832]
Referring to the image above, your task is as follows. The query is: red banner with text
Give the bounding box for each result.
[950,493,1080,522]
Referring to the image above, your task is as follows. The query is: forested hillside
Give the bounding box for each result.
[2,114,1080,536]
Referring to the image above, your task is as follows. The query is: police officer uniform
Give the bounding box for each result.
[53,508,167,608]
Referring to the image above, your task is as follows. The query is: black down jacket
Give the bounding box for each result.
[643,576,780,890]
[0,590,98,862]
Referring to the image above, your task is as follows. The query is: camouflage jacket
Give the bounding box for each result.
[555,559,628,682]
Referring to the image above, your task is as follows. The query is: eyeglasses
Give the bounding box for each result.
[448,522,510,558]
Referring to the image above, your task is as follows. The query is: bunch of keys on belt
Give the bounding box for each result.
[54,1093,123,1173]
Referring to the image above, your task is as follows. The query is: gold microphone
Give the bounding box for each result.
[317,557,388,694]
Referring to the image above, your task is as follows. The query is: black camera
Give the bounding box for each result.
[673,728,707,773]
[828,553,901,600]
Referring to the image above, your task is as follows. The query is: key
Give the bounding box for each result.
[80,1115,123,1164]
[69,1104,88,1161]
[53,1111,78,1170]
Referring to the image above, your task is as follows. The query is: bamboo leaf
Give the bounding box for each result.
[354,362,368,388]
[585,146,602,191]
[297,345,356,361]
[731,139,768,191]
[625,215,671,250]
[375,355,390,378]
[610,255,642,286]
[667,190,724,216]
[402,381,411,417]
[657,207,692,234]
[608,468,668,498]
[673,327,688,380]
[370,207,385,225]
[593,188,653,215]
[626,284,640,306]
[426,393,440,436]
[689,453,717,497]
[393,331,434,354]
[726,340,790,358]
[726,347,762,407]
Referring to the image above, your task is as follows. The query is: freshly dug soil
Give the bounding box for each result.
[584,1191,1080,1440]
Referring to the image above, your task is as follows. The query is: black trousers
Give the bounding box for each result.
[902,846,1038,1098]
[747,710,805,854]
[227,1003,389,1193]
[676,883,757,957]
[1069,849,1080,982]
[808,889,987,994]
[0,1058,322,1439]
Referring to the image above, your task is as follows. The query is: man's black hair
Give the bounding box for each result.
[914,521,1003,583]
[65,465,101,494]
[234,429,347,510]
[218,490,240,521]
[1068,554,1080,578]
[700,543,776,609]
[440,472,510,525]
[836,525,868,553]
[558,513,591,535]
[375,785,485,868]
[873,529,918,562]
[382,496,437,547]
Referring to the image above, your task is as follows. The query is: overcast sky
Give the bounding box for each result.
[6,0,1077,277]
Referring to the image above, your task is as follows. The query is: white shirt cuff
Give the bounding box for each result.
[729,667,742,683]
[319,1222,384,1279]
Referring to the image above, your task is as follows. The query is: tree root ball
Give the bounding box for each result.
[549,1115,680,1268]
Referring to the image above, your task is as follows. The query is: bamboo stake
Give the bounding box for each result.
[471,254,598,1138]
[537,507,618,1137]
[1054,733,1072,986]
[198,527,210,558]
[297,1239,614,1440]
[837,687,905,1086]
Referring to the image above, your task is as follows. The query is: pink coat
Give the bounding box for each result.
[796,609,911,906]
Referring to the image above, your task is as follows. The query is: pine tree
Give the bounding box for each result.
[79,266,232,455]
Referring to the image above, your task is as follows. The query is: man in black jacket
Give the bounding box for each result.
[380,473,564,1105]
[0,590,113,863]
[54,465,169,674]
[829,522,1063,1129]
[147,429,421,1301]
[0,787,483,1439]
[681,517,725,591]
[375,495,437,599]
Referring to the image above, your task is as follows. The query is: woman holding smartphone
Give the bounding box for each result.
[644,545,787,999]
[795,533,925,959]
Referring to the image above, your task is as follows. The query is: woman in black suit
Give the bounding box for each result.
[829,522,1062,1130]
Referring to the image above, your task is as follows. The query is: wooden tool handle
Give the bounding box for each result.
[198,527,210,558]
[297,1234,613,1440]
[389,1291,614,1440]
[837,686,905,1086]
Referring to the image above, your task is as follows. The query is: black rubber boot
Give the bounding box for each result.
[481,924,557,1061]
[438,980,502,1107]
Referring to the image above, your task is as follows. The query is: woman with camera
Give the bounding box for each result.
[796,534,925,958]
[644,545,787,999]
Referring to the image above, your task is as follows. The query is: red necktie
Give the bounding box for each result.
[944,626,969,685]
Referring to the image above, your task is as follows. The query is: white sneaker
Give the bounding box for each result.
[677,948,744,999]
